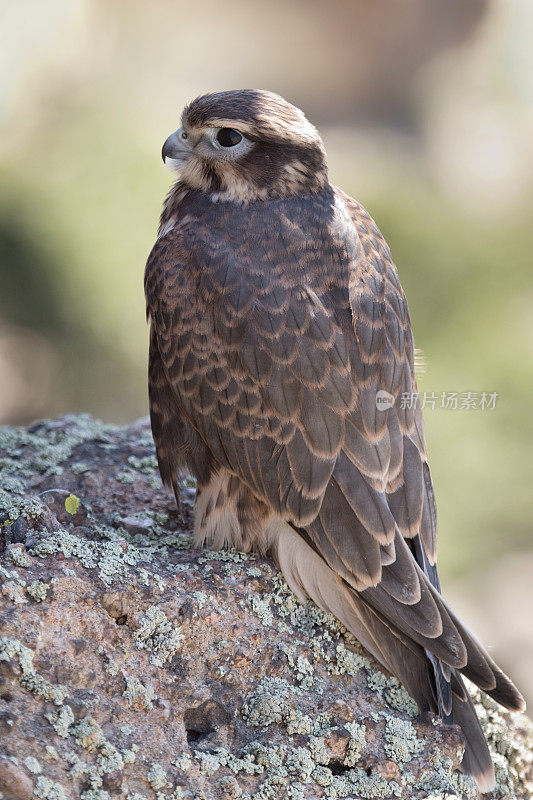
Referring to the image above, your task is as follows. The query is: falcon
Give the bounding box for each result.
[145,89,524,791]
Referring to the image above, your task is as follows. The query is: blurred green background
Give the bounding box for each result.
[1,0,532,701]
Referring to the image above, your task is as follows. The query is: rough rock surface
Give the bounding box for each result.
[0,415,531,800]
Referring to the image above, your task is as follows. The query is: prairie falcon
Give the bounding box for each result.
[145,89,525,791]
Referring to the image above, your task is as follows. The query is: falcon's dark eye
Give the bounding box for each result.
[216,128,243,147]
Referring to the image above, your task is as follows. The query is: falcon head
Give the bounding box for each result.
[161,89,329,202]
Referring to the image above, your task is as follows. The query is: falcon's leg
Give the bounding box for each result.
[194,468,270,553]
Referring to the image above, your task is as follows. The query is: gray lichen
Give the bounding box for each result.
[147,762,169,791]
[34,775,68,800]
[343,721,367,767]
[242,677,300,728]
[27,579,49,602]
[32,531,152,587]
[0,637,67,704]
[6,543,33,567]
[134,605,184,667]
[0,414,118,482]
[384,717,425,763]
[2,580,27,603]
[123,674,156,710]
[46,705,75,738]
[23,756,42,774]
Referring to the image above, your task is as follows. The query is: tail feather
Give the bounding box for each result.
[452,683,496,793]
[450,669,468,702]
[445,608,525,711]
[489,668,526,712]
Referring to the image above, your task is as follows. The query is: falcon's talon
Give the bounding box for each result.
[145,89,524,794]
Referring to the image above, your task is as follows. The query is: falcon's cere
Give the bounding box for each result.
[145,89,525,791]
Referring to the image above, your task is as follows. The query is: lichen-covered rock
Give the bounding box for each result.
[0,415,531,800]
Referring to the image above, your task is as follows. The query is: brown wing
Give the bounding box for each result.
[147,191,395,567]
[148,322,214,505]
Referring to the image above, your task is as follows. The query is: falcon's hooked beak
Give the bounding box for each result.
[161,127,191,164]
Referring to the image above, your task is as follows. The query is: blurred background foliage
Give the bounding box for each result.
[0,0,532,700]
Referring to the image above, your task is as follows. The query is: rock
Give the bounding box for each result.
[0,757,34,800]
[183,699,233,743]
[102,769,123,794]
[0,414,531,800]
[100,590,132,621]
[10,518,28,545]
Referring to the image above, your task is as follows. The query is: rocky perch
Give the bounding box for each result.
[0,415,531,800]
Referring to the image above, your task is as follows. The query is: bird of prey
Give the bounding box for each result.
[145,89,524,791]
